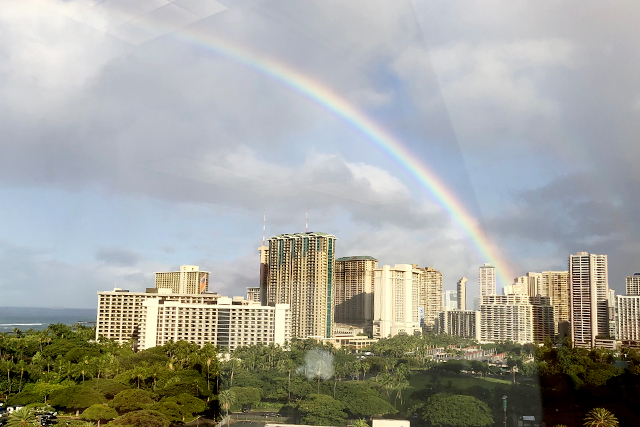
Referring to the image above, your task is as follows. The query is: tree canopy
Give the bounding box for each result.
[416,393,493,427]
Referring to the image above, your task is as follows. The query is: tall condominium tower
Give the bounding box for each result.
[618,294,640,343]
[266,232,336,339]
[626,273,640,295]
[333,256,378,329]
[569,252,609,348]
[457,277,467,310]
[155,265,210,294]
[246,287,261,303]
[540,271,569,334]
[479,263,496,297]
[527,272,542,296]
[443,290,458,311]
[373,264,422,339]
[479,295,553,344]
[417,266,443,331]
[258,244,269,305]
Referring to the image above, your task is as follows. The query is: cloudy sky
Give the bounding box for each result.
[1,0,639,308]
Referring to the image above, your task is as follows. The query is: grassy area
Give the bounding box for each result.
[407,371,511,391]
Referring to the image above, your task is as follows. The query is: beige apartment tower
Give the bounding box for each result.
[626,273,640,296]
[417,266,443,331]
[266,232,336,339]
[617,295,640,343]
[155,265,210,294]
[569,252,609,348]
[258,244,269,305]
[333,256,378,329]
[479,263,496,297]
[541,271,569,334]
[480,295,553,344]
[457,277,467,310]
[246,287,261,303]
[436,309,479,340]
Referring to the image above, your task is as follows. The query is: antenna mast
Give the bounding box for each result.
[263,209,266,246]
[306,206,308,233]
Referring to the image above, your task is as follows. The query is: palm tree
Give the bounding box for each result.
[353,419,369,427]
[219,389,236,416]
[6,407,38,427]
[584,408,619,427]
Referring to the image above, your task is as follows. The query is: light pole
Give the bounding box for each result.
[502,395,507,427]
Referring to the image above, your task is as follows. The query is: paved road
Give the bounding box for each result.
[230,421,267,427]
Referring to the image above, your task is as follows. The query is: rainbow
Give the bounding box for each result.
[169,29,514,287]
[37,0,514,286]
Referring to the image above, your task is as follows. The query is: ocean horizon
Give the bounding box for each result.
[0,306,97,332]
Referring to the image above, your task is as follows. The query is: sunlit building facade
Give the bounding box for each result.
[569,252,609,348]
[479,263,496,297]
[373,264,422,339]
[266,232,336,339]
[155,265,210,294]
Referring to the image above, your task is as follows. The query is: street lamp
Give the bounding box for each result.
[502,395,507,427]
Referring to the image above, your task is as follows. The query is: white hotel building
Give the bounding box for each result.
[96,288,290,351]
[373,264,422,339]
[617,295,640,343]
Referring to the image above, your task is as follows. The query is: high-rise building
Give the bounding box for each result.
[569,252,609,348]
[373,264,422,339]
[457,277,467,310]
[435,310,479,340]
[266,232,336,339]
[626,273,640,296]
[541,271,569,335]
[479,263,496,297]
[479,294,553,344]
[480,294,533,344]
[246,287,261,303]
[258,244,269,305]
[333,256,378,329]
[417,266,443,331]
[617,295,640,343]
[608,289,617,339]
[503,282,528,295]
[443,290,458,311]
[530,296,555,343]
[155,265,210,294]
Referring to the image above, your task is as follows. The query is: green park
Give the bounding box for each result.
[0,325,638,427]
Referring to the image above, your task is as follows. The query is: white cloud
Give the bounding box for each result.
[0,1,125,116]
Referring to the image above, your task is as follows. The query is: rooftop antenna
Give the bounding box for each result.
[306,206,309,233]
[262,209,266,246]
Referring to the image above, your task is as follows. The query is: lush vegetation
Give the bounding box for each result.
[0,324,219,426]
[2,326,640,426]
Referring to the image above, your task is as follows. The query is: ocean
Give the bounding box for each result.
[0,307,97,332]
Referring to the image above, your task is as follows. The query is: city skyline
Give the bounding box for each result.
[2,1,640,308]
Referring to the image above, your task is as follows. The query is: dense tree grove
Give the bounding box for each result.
[0,324,219,426]
[2,326,640,426]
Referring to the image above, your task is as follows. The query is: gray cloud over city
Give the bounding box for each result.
[0,0,639,307]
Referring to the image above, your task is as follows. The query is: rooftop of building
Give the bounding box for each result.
[336,255,377,261]
[270,231,336,238]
